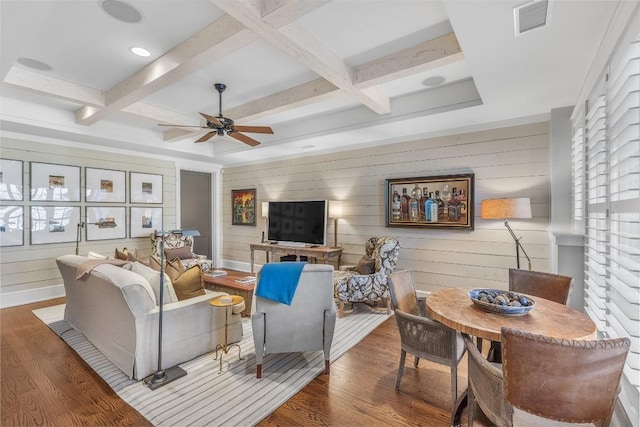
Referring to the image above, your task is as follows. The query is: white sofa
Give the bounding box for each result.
[57,255,242,380]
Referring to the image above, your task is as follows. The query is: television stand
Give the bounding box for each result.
[249,242,342,273]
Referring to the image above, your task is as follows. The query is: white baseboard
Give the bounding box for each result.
[222,259,252,273]
[1,284,65,309]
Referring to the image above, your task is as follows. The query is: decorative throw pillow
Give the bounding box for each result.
[87,251,107,259]
[148,255,162,271]
[355,256,376,275]
[165,246,193,260]
[131,261,177,304]
[172,265,205,301]
[114,247,129,260]
[126,251,150,266]
[164,258,185,282]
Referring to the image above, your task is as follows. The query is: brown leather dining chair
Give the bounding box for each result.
[464,327,631,426]
[489,268,574,362]
[388,270,466,408]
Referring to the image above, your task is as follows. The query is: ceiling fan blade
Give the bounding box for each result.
[158,124,206,128]
[233,125,274,134]
[195,132,216,143]
[199,112,222,127]
[229,131,261,147]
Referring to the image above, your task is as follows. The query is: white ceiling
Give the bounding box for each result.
[0,0,620,166]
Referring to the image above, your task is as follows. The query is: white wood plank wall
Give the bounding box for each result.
[0,137,176,302]
[222,121,551,294]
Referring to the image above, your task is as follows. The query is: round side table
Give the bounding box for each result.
[210,295,245,373]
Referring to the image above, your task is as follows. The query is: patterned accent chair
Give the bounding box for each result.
[333,236,400,318]
[150,232,213,270]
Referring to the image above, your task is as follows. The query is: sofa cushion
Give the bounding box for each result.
[165,246,193,260]
[164,258,185,282]
[355,256,376,275]
[131,261,177,304]
[114,247,129,260]
[173,265,206,301]
[88,251,107,259]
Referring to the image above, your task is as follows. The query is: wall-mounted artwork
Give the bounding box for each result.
[232,188,256,226]
[86,168,126,202]
[130,172,162,204]
[130,207,162,238]
[0,205,24,247]
[85,206,127,241]
[0,159,24,201]
[385,173,475,230]
[30,162,81,202]
[30,206,80,244]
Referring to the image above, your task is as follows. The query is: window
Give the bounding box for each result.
[574,36,639,423]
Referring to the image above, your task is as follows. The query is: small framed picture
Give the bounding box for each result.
[130,172,162,204]
[30,206,80,244]
[130,207,162,238]
[0,205,24,247]
[30,162,81,202]
[86,168,126,202]
[85,206,127,241]
[0,159,24,201]
[232,188,256,226]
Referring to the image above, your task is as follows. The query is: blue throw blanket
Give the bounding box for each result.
[255,262,306,305]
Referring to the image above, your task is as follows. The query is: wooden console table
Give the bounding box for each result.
[249,242,342,273]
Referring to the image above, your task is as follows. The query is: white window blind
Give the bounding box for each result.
[584,94,609,333]
[605,38,639,389]
[572,127,584,224]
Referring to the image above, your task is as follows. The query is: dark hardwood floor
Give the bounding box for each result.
[2,298,479,426]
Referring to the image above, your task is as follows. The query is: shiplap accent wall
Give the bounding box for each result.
[0,137,176,305]
[222,121,550,293]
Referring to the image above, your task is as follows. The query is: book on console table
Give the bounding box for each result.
[234,276,256,284]
[205,269,227,277]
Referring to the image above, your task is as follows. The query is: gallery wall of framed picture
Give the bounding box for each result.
[0,158,167,247]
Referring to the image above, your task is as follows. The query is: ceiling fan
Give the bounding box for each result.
[158,83,274,146]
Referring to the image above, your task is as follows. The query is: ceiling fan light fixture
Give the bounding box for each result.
[129,46,150,57]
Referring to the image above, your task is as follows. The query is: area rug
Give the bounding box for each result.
[33,304,390,427]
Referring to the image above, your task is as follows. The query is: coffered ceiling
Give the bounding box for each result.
[0,0,621,166]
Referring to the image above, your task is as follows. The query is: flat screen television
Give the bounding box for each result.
[267,200,327,246]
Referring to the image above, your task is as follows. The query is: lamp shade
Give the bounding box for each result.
[261,202,269,218]
[481,198,532,219]
[329,200,343,219]
[180,229,200,237]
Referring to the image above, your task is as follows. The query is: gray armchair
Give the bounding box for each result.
[388,270,466,407]
[252,264,337,378]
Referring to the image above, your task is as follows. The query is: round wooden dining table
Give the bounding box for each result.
[425,288,597,426]
[425,288,597,342]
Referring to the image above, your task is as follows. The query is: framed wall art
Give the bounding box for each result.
[85,206,127,241]
[385,173,474,230]
[30,205,80,245]
[86,167,126,202]
[0,159,24,201]
[232,188,256,226]
[130,207,162,238]
[30,162,81,202]
[0,205,24,247]
[130,172,162,204]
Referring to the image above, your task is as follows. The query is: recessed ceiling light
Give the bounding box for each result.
[130,46,150,57]
[101,0,142,23]
[422,76,446,87]
[17,57,52,71]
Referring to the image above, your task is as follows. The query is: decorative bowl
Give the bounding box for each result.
[468,288,536,316]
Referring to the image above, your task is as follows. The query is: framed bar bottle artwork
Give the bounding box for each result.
[385,173,474,230]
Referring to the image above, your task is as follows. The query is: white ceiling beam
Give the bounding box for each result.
[120,103,199,126]
[209,0,391,115]
[75,0,328,127]
[76,14,255,125]
[3,67,105,107]
[353,32,464,88]
[162,32,465,141]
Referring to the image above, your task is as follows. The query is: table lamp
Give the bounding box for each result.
[481,197,532,270]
